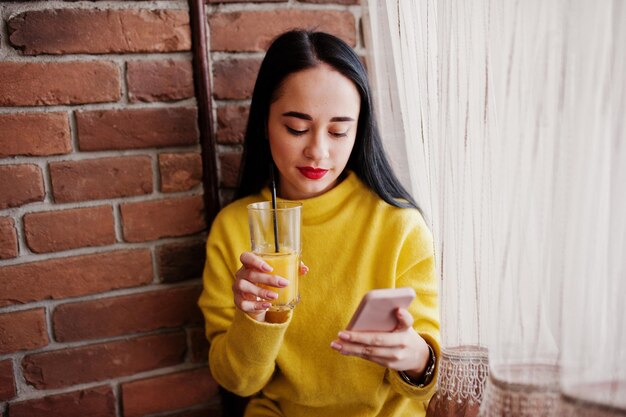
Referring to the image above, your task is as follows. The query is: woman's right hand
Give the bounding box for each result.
[233,252,288,322]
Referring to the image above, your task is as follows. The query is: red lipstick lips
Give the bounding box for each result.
[298,167,329,180]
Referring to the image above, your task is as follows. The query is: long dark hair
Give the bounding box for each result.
[235,30,418,210]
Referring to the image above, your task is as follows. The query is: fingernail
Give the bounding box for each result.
[278,278,289,287]
[261,263,273,272]
[267,292,278,300]
[330,341,342,350]
[338,332,350,340]
[260,303,271,310]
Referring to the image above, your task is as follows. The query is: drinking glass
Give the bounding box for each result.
[247,201,302,311]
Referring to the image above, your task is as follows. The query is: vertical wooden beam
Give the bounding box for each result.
[189,0,220,225]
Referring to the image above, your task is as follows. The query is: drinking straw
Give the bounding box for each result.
[270,164,280,253]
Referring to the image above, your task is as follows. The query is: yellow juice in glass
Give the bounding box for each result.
[258,249,299,311]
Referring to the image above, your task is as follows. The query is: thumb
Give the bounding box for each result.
[394,308,414,331]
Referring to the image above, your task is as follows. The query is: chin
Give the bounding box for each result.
[282,171,337,199]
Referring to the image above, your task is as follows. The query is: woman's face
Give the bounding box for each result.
[267,64,361,200]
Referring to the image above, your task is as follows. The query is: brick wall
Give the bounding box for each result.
[0,1,362,416]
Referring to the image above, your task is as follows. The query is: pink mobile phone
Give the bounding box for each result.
[346,287,416,332]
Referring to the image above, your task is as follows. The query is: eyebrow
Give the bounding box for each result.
[282,111,355,122]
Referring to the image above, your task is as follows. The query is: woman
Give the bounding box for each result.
[198,30,440,417]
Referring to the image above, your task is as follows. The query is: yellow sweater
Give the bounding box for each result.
[198,172,440,417]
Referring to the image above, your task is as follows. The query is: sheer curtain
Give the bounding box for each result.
[557,2,626,415]
[363,0,626,416]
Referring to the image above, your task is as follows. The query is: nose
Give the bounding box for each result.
[304,129,330,161]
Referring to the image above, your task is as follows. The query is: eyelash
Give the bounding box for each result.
[285,126,348,138]
[286,126,307,136]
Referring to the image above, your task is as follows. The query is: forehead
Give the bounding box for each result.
[271,64,361,118]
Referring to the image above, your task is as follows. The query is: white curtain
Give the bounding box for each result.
[557,1,626,414]
[363,0,626,416]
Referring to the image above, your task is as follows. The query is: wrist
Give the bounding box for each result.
[399,344,436,387]
[405,338,431,377]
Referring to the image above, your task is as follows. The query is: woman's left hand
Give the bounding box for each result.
[330,308,431,379]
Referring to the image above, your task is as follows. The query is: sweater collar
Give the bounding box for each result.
[259,171,362,223]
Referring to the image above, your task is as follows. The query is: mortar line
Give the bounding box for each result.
[0,98,197,114]
[119,60,129,104]
[113,203,124,244]
[113,382,123,417]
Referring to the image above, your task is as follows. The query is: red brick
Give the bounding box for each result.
[156,239,206,283]
[122,368,219,417]
[0,249,152,307]
[24,206,115,253]
[0,113,71,157]
[22,332,186,390]
[0,360,16,402]
[209,10,356,52]
[0,164,44,209]
[8,9,190,55]
[8,386,116,417]
[0,308,49,355]
[213,58,261,100]
[219,151,242,187]
[188,327,209,364]
[121,196,206,242]
[49,156,152,203]
[0,217,18,260]
[217,105,249,144]
[127,59,194,103]
[0,62,120,106]
[159,152,203,193]
[53,286,203,342]
[76,108,199,151]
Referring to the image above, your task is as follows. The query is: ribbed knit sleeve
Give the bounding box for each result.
[198,200,291,397]
[386,211,441,400]
[209,309,291,396]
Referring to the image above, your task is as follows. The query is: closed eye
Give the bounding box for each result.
[286,126,307,136]
[330,131,348,138]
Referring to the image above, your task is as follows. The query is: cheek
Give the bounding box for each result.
[267,124,284,156]
[269,136,297,163]
[336,138,356,161]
